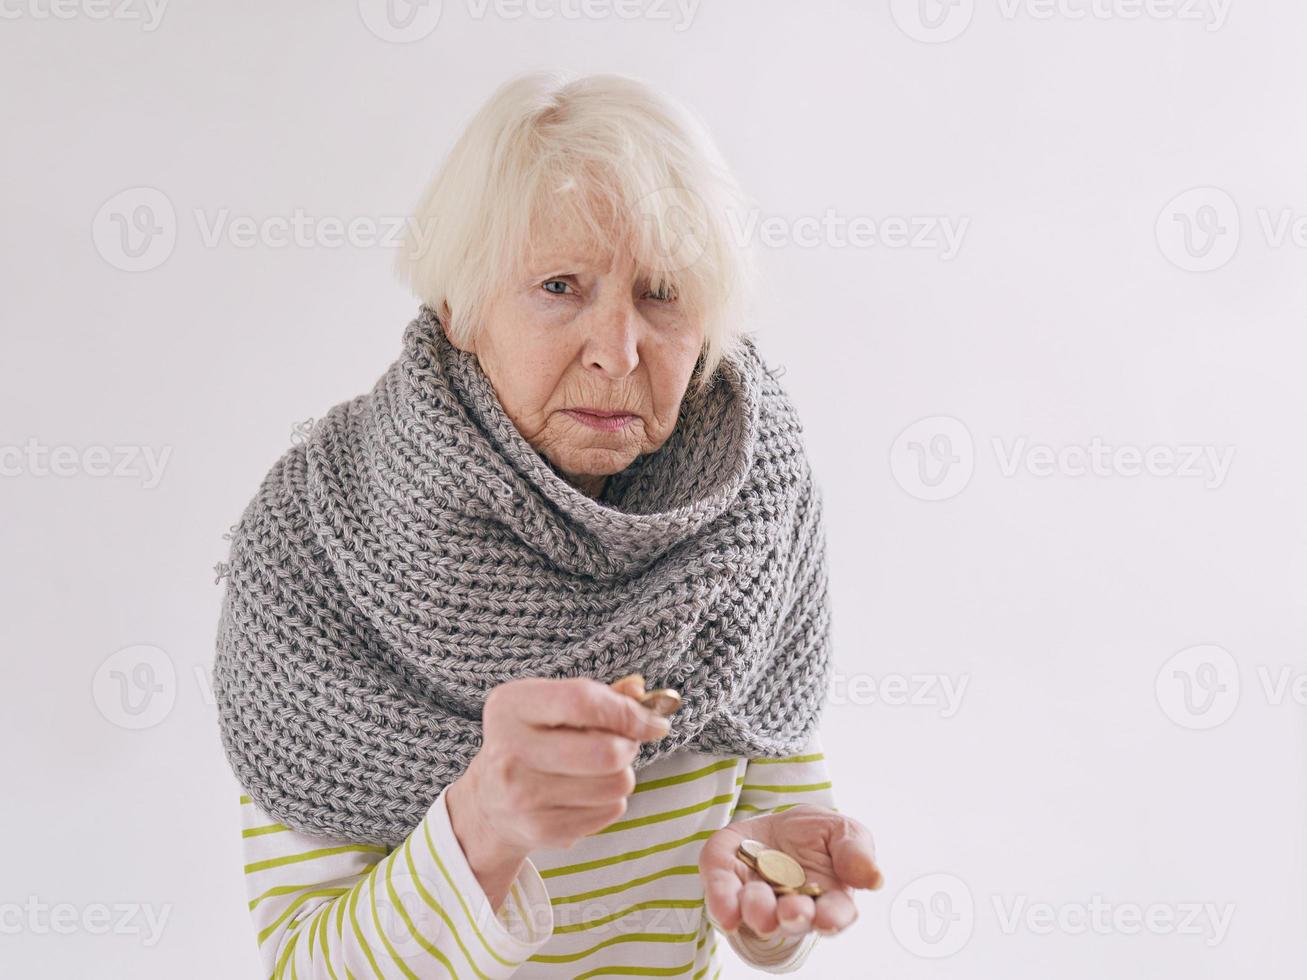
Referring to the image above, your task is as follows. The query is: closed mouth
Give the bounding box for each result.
[563,408,639,432]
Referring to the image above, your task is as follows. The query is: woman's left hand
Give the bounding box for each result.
[699,804,882,939]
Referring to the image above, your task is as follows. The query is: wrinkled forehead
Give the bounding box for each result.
[517,176,640,275]
[522,219,619,273]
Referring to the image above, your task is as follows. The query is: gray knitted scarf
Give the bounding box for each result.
[212,305,832,846]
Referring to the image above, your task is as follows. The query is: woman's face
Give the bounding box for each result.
[446,219,705,497]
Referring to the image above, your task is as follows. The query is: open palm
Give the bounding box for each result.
[699,804,882,939]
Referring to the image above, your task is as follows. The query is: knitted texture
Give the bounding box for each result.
[212,306,832,846]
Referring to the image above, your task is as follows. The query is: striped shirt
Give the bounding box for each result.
[238,736,836,978]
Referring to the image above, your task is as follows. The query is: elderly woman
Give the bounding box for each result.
[213,70,880,979]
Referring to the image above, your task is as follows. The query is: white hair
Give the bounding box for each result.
[395,69,758,391]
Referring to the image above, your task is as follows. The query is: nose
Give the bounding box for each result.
[580,291,640,380]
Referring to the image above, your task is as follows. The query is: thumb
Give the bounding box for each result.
[830,822,882,891]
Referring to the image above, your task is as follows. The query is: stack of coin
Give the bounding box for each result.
[610,673,683,718]
[736,839,823,898]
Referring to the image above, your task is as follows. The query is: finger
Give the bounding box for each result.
[830,822,882,890]
[525,678,670,741]
[609,674,646,699]
[520,728,640,776]
[739,880,780,938]
[774,893,816,936]
[811,888,858,935]
[699,830,748,931]
[702,865,744,932]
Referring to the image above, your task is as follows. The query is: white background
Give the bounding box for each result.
[2,0,1304,976]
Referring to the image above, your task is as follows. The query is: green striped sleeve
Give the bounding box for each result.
[730,735,838,821]
[237,786,553,979]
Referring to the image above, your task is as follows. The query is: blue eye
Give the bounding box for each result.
[542,279,571,295]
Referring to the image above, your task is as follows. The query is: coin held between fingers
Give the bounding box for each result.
[640,688,682,717]
[611,674,683,729]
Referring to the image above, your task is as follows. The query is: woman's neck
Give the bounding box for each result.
[571,473,608,499]
[544,455,609,499]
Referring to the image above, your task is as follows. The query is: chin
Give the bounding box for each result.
[556,445,638,477]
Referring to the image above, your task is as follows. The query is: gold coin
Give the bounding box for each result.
[772,885,797,896]
[640,688,682,717]
[754,849,806,890]
[736,841,763,871]
[798,882,823,898]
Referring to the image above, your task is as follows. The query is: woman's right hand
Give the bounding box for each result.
[444,677,672,908]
